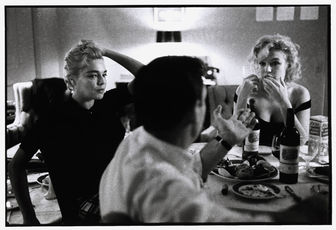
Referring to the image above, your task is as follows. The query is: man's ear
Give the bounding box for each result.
[181,101,199,127]
[188,99,205,139]
[193,99,205,123]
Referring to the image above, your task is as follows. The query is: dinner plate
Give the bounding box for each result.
[232,182,281,200]
[306,166,329,183]
[212,168,278,182]
[36,173,49,187]
[212,159,278,182]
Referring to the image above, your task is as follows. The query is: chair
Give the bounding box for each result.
[6,78,68,149]
[200,85,238,141]
[6,81,33,149]
[207,85,238,122]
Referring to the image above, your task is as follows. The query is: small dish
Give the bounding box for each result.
[232,182,281,200]
[306,166,329,183]
[36,174,49,187]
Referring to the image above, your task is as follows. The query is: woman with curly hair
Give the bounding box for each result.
[234,34,311,146]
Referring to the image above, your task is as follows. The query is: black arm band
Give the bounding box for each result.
[215,135,233,151]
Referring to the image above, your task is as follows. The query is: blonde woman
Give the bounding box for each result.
[234,34,310,146]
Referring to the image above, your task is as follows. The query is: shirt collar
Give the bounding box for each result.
[138,127,194,172]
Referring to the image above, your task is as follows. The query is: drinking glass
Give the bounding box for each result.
[318,142,329,164]
[300,138,319,169]
[271,135,280,159]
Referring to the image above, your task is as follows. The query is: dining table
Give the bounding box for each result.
[6,143,330,225]
[188,142,331,224]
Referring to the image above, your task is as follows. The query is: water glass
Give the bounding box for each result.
[317,142,329,164]
[301,138,319,169]
[271,135,280,159]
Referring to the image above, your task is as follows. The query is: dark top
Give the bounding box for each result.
[234,93,311,146]
[259,100,311,146]
[20,84,132,223]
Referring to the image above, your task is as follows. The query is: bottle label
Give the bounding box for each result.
[244,130,260,152]
[279,145,299,174]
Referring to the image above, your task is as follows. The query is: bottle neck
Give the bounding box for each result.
[249,98,260,130]
[286,108,295,128]
[249,98,256,112]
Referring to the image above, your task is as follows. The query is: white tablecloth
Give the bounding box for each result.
[188,143,329,217]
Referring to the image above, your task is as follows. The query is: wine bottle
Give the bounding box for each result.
[242,98,260,160]
[279,108,300,184]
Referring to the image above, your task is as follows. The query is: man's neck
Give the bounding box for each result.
[147,126,194,149]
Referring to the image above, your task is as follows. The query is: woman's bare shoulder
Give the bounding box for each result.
[289,82,311,104]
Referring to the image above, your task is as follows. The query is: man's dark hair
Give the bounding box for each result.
[134,56,205,132]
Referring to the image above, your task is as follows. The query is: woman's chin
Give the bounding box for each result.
[94,94,105,100]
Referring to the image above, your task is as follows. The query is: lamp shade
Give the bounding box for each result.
[156,31,181,42]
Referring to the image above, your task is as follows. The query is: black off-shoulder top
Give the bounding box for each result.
[234,93,311,146]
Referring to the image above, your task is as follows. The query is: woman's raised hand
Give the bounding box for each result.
[262,77,291,106]
[234,74,260,114]
[239,75,260,99]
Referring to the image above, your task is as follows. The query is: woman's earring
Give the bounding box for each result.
[68,86,74,93]
[67,79,75,93]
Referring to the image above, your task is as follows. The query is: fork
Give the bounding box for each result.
[257,184,283,198]
[285,185,302,202]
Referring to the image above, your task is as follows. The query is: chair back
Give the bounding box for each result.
[207,85,238,123]
[11,81,33,127]
[6,78,67,148]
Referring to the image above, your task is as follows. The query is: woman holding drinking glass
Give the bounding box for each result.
[233,34,311,146]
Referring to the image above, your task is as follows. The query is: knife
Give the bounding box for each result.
[285,185,302,202]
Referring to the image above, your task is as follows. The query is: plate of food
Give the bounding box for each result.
[36,173,50,187]
[232,182,281,200]
[211,155,278,182]
[306,166,329,183]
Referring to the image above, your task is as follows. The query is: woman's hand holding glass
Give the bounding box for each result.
[241,75,259,96]
[235,75,260,112]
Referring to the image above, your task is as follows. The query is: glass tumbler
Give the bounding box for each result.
[271,134,280,159]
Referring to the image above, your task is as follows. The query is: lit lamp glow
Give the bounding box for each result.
[153,8,185,31]
[156,31,181,43]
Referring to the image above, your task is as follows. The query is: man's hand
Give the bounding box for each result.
[213,105,256,146]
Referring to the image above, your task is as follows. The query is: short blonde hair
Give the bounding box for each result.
[64,40,103,82]
[249,34,302,82]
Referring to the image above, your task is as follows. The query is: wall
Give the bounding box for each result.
[6,6,329,116]
[6,8,36,96]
